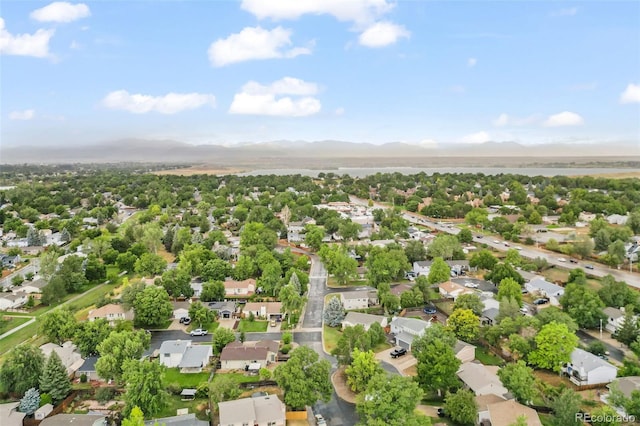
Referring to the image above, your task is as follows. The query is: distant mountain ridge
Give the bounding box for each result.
[1,139,637,165]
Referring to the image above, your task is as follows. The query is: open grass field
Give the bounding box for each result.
[0,316,31,334]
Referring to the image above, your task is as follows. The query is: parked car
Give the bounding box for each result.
[314,414,327,426]
[182,317,191,325]
[190,328,208,336]
[390,348,408,358]
[423,305,437,314]
[585,264,595,270]
[270,320,276,327]
[464,282,479,288]
[437,408,446,417]
[475,235,483,239]
[179,317,191,324]
[519,307,528,314]
[515,246,523,251]
[533,298,549,305]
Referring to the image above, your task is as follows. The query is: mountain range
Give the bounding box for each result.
[1,139,637,166]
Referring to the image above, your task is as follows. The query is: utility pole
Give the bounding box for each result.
[600,318,603,339]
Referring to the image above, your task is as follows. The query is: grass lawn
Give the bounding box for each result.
[542,268,569,284]
[164,368,210,388]
[156,396,209,420]
[327,277,367,288]
[435,300,455,315]
[475,347,505,366]
[372,341,392,352]
[212,372,262,385]
[323,325,341,353]
[0,325,46,358]
[237,319,268,332]
[64,283,120,313]
[0,316,31,334]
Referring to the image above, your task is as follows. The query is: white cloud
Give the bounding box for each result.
[208,26,311,67]
[9,109,35,120]
[240,0,394,26]
[358,21,410,47]
[0,18,54,58]
[620,83,640,104]
[551,7,578,17]
[229,77,321,117]
[461,131,491,144]
[102,90,216,114]
[417,139,438,148]
[467,57,477,67]
[543,111,584,127]
[30,2,91,23]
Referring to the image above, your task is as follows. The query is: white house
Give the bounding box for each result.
[603,307,632,333]
[172,301,191,320]
[243,302,284,321]
[16,278,48,295]
[223,279,256,297]
[563,348,617,386]
[390,317,431,350]
[340,291,370,310]
[218,395,286,426]
[341,312,387,331]
[457,362,510,398]
[88,303,134,326]
[190,280,203,298]
[607,214,628,225]
[158,340,212,373]
[0,291,28,310]
[525,277,564,305]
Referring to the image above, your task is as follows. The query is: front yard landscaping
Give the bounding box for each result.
[323,324,341,353]
[237,319,268,332]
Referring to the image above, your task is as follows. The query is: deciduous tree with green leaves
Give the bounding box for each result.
[0,344,45,396]
[95,330,151,381]
[211,327,236,355]
[74,318,112,357]
[497,278,523,307]
[274,346,332,410]
[414,336,461,396]
[132,285,173,327]
[122,359,168,418]
[497,361,536,404]
[346,348,384,393]
[444,389,477,426]
[528,322,578,372]
[453,293,484,316]
[40,308,78,345]
[447,308,480,342]
[427,257,451,285]
[469,249,498,270]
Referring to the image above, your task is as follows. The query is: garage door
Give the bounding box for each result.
[396,338,411,350]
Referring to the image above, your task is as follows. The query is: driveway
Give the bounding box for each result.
[218,319,237,330]
[375,348,417,374]
[452,277,495,293]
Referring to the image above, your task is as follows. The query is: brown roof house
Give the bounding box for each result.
[243,302,284,321]
[220,340,279,370]
[224,278,256,297]
[88,303,133,326]
[487,399,543,426]
[439,281,474,301]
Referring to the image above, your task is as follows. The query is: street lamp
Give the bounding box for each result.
[600,318,603,340]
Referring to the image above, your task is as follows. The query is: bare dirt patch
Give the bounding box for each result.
[332,367,358,404]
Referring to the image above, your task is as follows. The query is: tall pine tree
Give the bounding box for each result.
[614,305,640,346]
[40,352,72,404]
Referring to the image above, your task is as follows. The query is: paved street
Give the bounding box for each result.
[576,329,626,363]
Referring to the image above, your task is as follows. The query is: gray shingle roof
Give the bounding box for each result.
[178,345,211,368]
[391,317,430,334]
[159,340,191,355]
[570,348,617,374]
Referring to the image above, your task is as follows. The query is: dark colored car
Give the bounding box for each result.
[423,305,437,315]
[179,317,191,324]
[533,298,549,305]
[569,259,578,264]
[390,348,407,358]
[437,408,446,417]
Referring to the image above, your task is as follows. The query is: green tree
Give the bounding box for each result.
[121,281,146,310]
[40,351,71,404]
[497,277,522,307]
[134,253,167,276]
[485,263,524,285]
[133,285,173,327]
[122,406,145,426]
[469,249,498,270]
[404,240,427,263]
[613,306,640,346]
[274,346,332,410]
[210,374,242,406]
[356,374,430,426]
[415,336,461,396]
[116,251,138,273]
[497,361,536,404]
[535,306,578,333]
[504,249,522,266]
[74,318,112,357]
[496,296,521,323]
[200,280,225,302]
[159,268,192,299]
[573,235,595,259]
[560,283,606,329]
[323,295,346,327]
[505,334,532,361]
[444,389,477,426]
[0,345,45,396]
[332,325,372,365]
[41,275,67,305]
[345,349,384,393]
[212,327,236,355]
[279,284,305,325]
[366,246,411,287]
[457,228,473,244]
[40,309,78,345]
[598,275,639,308]
[141,223,163,254]
[549,388,582,426]
[84,254,107,282]
[122,359,168,417]
[95,330,151,381]
[590,405,622,426]
[427,234,463,260]
[304,225,325,251]
[465,208,488,227]
[188,301,214,328]
[427,257,451,285]
[338,220,362,241]
[201,258,232,282]
[528,322,578,372]
[447,308,480,342]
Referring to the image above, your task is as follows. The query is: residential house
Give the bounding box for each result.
[454,340,476,363]
[144,414,208,426]
[75,356,100,381]
[0,254,21,268]
[439,281,474,301]
[481,308,500,326]
[390,317,431,350]
[603,307,631,333]
[413,260,472,276]
[457,362,510,398]
[579,212,597,222]
[40,342,84,376]
[390,283,413,297]
[40,414,107,426]
[218,395,286,426]
[607,214,628,225]
[626,242,640,262]
[341,312,388,331]
[158,340,212,373]
[525,277,564,305]
[207,301,236,319]
[0,402,26,426]
[223,278,256,297]
[88,303,134,326]
[0,291,28,310]
[172,301,191,320]
[190,279,203,298]
[340,290,370,310]
[486,399,543,426]
[476,394,507,426]
[220,340,279,370]
[5,239,28,248]
[607,376,640,399]
[243,302,284,321]
[16,278,48,296]
[287,217,316,243]
[563,348,617,386]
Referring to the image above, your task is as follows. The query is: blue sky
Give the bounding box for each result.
[1,0,639,147]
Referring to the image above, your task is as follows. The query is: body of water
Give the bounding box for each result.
[237,167,637,178]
